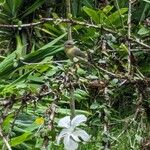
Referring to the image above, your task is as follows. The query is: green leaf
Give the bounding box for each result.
[74,89,89,102]
[83,6,100,24]
[4,0,23,16]
[16,34,24,57]
[9,71,32,85]
[24,33,66,62]
[0,33,66,78]
[2,113,14,132]
[111,78,119,86]
[27,75,45,83]
[105,8,128,27]
[58,108,91,115]
[77,67,86,75]
[21,0,46,18]
[98,10,107,24]
[139,3,150,22]
[25,123,43,132]
[90,102,99,109]
[0,52,17,77]
[39,33,66,51]
[74,89,89,97]
[103,5,114,14]
[143,0,150,4]
[10,132,31,147]
[138,26,150,35]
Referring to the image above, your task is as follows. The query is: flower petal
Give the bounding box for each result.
[71,115,87,127]
[64,135,78,150]
[73,129,90,142]
[71,133,81,142]
[58,116,71,128]
[57,128,69,144]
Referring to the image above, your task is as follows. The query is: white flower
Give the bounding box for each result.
[57,115,90,150]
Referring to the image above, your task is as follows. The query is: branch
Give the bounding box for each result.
[0,17,117,35]
[96,65,121,78]
[0,21,44,28]
[127,0,132,75]
[0,127,12,150]
[66,0,72,40]
[0,17,149,50]
[129,37,150,49]
[102,88,111,149]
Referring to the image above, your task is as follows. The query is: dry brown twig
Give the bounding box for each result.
[0,127,12,150]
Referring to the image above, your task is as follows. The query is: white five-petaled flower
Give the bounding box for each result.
[57,115,90,150]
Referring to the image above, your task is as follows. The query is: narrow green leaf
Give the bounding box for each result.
[105,8,128,27]
[38,33,66,51]
[143,0,150,3]
[9,71,32,85]
[83,6,100,24]
[10,132,31,147]
[0,34,66,78]
[21,0,46,18]
[0,52,17,75]
[103,5,114,14]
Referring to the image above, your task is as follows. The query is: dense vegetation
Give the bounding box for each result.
[0,0,150,149]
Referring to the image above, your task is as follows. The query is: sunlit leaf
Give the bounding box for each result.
[10,132,31,146]
[83,6,100,24]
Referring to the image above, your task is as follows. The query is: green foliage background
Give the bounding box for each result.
[0,0,150,149]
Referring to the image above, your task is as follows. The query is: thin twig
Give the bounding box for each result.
[0,127,12,150]
[70,87,76,119]
[127,0,132,75]
[129,37,150,49]
[96,65,121,78]
[21,60,69,66]
[66,0,72,40]
[102,88,111,150]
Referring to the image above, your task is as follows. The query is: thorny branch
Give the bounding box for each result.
[0,17,149,50]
